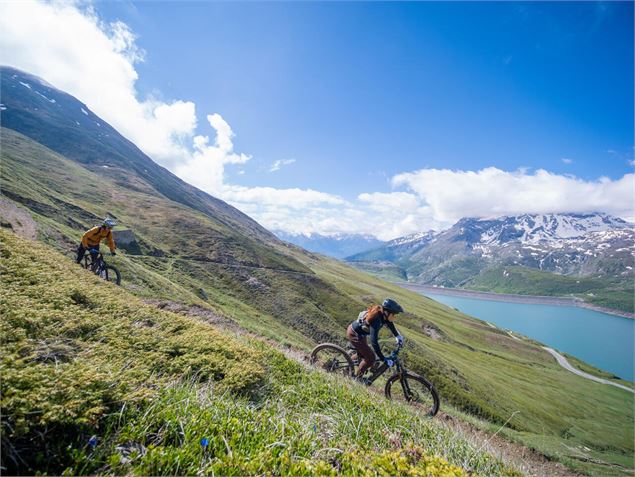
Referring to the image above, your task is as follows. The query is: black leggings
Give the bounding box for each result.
[76,244,98,263]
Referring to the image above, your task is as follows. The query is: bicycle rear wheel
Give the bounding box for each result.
[309,343,355,377]
[385,372,440,416]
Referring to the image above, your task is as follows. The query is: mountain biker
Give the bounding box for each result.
[347,298,404,380]
[75,218,117,264]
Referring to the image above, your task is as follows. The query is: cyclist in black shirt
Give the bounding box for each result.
[347,298,404,378]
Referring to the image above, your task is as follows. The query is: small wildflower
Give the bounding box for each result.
[200,437,209,448]
[87,435,98,449]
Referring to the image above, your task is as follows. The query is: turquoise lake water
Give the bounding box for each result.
[423,293,635,381]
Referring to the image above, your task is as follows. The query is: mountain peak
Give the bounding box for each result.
[347,211,634,289]
[498,212,628,243]
[387,230,437,247]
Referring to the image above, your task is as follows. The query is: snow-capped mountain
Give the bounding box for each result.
[386,230,438,247]
[273,231,384,259]
[462,213,629,245]
[347,213,635,286]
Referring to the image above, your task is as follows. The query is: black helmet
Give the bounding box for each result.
[382,298,404,314]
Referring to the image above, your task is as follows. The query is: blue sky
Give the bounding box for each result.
[2,1,634,238]
[101,1,634,191]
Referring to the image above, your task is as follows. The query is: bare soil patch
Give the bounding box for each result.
[438,413,583,477]
[0,197,38,240]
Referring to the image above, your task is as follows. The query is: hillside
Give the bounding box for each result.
[0,67,274,243]
[347,214,635,313]
[1,229,518,476]
[1,67,634,476]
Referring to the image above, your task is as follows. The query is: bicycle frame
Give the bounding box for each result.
[84,251,106,274]
[351,346,407,387]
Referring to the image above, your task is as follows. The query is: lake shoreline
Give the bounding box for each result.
[394,282,635,320]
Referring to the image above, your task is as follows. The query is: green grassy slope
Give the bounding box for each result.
[2,229,520,476]
[2,129,634,475]
[0,128,352,349]
[292,254,635,475]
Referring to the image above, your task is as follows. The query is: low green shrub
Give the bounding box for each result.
[1,230,265,473]
[1,230,519,476]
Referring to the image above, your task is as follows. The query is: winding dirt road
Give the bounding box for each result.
[542,347,634,394]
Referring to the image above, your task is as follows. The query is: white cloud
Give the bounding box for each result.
[0,0,195,166]
[174,114,251,194]
[561,157,573,164]
[629,160,635,167]
[392,167,635,227]
[270,159,296,172]
[0,0,346,231]
[172,115,345,214]
[224,186,346,210]
[358,192,421,212]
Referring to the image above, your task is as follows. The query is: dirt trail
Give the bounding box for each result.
[437,413,581,477]
[0,197,38,240]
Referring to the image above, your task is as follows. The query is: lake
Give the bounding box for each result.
[422,292,634,381]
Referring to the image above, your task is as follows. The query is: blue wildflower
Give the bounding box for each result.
[200,437,209,448]
[88,435,98,449]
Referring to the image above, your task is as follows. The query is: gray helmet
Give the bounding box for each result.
[102,218,117,228]
[382,298,404,314]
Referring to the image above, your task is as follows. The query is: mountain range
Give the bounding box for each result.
[347,213,635,313]
[273,230,384,259]
[1,66,633,476]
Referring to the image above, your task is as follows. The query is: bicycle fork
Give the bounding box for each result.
[399,374,413,400]
[395,364,414,400]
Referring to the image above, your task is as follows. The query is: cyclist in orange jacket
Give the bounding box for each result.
[76,218,117,263]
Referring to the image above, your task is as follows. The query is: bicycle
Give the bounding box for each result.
[309,342,440,416]
[82,249,121,285]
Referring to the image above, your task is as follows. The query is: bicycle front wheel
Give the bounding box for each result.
[309,343,355,377]
[385,372,440,416]
[100,265,121,285]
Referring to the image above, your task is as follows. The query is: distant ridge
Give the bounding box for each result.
[274,230,384,259]
[347,212,635,313]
